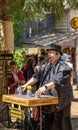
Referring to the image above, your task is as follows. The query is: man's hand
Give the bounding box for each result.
[36,86,46,96]
[23,86,27,92]
[18,84,27,92]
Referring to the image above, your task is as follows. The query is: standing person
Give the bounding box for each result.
[8,60,25,94]
[19,44,73,130]
[34,55,46,73]
[61,53,73,85]
[21,57,35,82]
[34,55,46,90]
[61,53,73,69]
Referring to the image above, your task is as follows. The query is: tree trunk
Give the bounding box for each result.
[0,0,14,121]
[0,0,9,20]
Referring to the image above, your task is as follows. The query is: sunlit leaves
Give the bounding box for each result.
[14,49,25,70]
[67,0,78,9]
[1,0,78,21]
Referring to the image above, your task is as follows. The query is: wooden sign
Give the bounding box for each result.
[3,21,14,51]
[70,17,78,29]
[0,65,3,78]
[0,54,13,60]
[9,108,25,120]
[28,48,40,55]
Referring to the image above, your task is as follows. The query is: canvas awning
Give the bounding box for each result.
[22,30,78,48]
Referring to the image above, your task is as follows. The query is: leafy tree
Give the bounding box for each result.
[0,0,78,48]
[13,22,23,47]
[8,0,78,21]
[13,48,26,70]
[1,0,78,21]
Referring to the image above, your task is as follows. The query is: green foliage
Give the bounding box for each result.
[2,0,78,47]
[9,0,45,22]
[13,22,23,47]
[8,0,78,22]
[67,0,78,9]
[13,48,26,70]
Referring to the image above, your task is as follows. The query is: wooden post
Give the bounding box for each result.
[0,21,14,120]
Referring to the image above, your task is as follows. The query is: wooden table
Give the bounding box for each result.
[2,94,58,130]
[3,94,58,107]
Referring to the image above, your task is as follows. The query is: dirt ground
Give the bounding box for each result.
[0,85,78,130]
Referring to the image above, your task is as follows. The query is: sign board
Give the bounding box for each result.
[70,17,78,29]
[28,48,40,55]
[9,108,25,120]
[0,54,13,60]
[0,65,3,78]
[3,21,14,51]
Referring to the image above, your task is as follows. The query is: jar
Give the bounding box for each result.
[26,86,32,97]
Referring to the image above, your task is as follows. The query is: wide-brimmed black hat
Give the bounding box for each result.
[47,44,63,55]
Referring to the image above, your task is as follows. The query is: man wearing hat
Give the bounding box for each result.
[19,44,73,130]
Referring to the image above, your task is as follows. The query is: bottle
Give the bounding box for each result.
[26,86,32,97]
[19,88,23,95]
[17,87,22,95]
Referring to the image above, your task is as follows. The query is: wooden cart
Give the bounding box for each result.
[2,94,58,130]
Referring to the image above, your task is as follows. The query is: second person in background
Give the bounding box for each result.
[22,57,35,82]
[34,55,46,73]
[8,60,25,94]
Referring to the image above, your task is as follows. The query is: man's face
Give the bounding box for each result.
[47,50,61,64]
